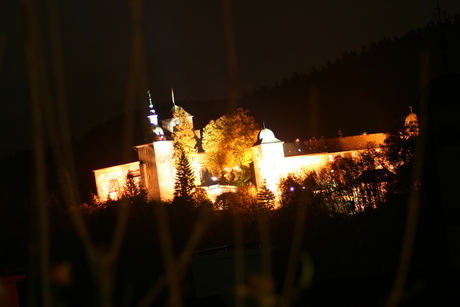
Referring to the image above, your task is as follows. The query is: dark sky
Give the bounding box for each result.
[1,0,460,158]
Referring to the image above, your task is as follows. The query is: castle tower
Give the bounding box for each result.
[251,126,285,193]
[135,141,175,202]
[134,91,175,202]
[147,90,166,141]
[161,88,194,133]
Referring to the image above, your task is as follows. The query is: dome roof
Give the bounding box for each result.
[256,128,282,144]
[404,113,418,126]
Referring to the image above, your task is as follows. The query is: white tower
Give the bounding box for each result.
[251,126,285,193]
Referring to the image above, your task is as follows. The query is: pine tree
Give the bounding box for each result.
[171,106,199,185]
[123,171,141,198]
[122,171,147,203]
[174,147,196,203]
[257,179,276,211]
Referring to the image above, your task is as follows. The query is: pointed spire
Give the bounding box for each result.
[148,90,153,109]
[171,87,176,106]
[147,90,158,126]
[409,105,413,114]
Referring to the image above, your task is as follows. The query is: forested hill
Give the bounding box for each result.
[181,15,460,142]
[2,16,459,200]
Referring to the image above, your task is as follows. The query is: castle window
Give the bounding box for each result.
[109,179,119,192]
[100,174,105,181]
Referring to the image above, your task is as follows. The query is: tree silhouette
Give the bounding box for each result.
[257,179,276,211]
[122,171,147,205]
[173,147,196,203]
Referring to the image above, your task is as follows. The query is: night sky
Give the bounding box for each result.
[1,0,460,158]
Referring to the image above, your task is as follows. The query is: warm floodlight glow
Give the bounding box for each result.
[93,161,141,202]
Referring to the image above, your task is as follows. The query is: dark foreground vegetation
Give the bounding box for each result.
[2,124,459,306]
[22,176,456,306]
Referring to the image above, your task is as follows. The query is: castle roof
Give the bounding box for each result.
[253,128,282,145]
[171,105,193,117]
[283,133,387,157]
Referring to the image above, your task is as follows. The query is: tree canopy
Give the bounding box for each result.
[171,106,200,185]
[202,108,260,182]
[171,106,196,163]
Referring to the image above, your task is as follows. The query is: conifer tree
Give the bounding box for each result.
[174,147,196,202]
[122,171,147,205]
[257,179,276,211]
[123,171,141,198]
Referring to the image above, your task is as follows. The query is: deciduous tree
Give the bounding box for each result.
[202,108,260,183]
[172,106,200,185]
[172,106,196,162]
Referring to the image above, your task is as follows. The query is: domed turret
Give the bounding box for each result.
[404,106,419,136]
[254,125,282,145]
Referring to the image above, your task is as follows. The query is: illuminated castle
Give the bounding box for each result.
[93,92,418,203]
[93,90,193,202]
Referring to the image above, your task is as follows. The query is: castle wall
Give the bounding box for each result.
[152,141,176,201]
[252,132,388,198]
[93,161,140,201]
[305,133,387,152]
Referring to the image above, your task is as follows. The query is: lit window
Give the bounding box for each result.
[100,174,105,180]
[109,179,119,192]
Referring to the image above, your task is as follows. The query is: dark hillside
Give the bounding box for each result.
[6,16,457,201]
[238,15,460,141]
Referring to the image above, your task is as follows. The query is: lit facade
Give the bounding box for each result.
[93,161,141,201]
[92,93,417,204]
[251,130,388,196]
